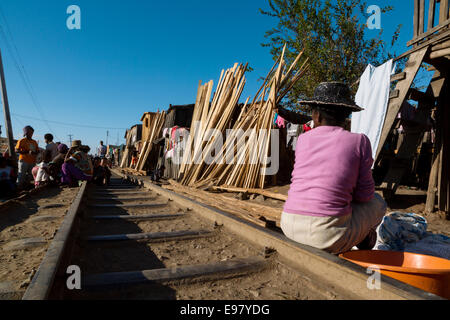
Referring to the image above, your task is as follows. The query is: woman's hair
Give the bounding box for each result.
[312,106,351,126]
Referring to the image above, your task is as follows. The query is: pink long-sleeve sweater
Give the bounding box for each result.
[283,126,375,218]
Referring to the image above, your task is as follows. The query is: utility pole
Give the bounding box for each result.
[68,134,73,145]
[0,48,16,162]
[106,130,109,146]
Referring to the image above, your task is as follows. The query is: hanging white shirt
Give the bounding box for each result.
[351,60,396,161]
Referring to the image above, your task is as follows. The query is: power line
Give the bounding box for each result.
[12,112,128,130]
[0,5,59,140]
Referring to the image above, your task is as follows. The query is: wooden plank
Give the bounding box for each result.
[439,0,449,23]
[389,90,400,99]
[429,47,450,59]
[91,213,185,221]
[165,179,281,227]
[391,72,406,82]
[91,191,150,196]
[212,186,287,201]
[431,39,450,51]
[87,203,168,209]
[87,229,213,242]
[419,0,426,35]
[89,196,155,202]
[408,18,450,47]
[82,257,267,287]
[404,28,450,57]
[97,186,139,190]
[426,144,441,212]
[414,0,420,39]
[428,0,437,31]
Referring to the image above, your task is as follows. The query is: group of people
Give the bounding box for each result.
[0,126,113,200]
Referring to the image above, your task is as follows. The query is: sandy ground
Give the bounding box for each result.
[0,186,80,298]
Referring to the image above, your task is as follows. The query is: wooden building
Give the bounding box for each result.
[163,104,195,129]
[375,0,449,218]
[141,112,155,142]
[120,124,142,168]
[0,137,17,155]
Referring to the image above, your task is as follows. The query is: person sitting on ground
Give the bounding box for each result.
[61,156,92,187]
[0,155,16,199]
[35,150,52,188]
[66,141,94,178]
[44,133,59,160]
[281,82,387,255]
[65,140,81,160]
[15,126,39,190]
[75,145,94,177]
[48,144,69,183]
[2,151,17,183]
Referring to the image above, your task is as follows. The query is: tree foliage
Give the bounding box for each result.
[261,0,402,109]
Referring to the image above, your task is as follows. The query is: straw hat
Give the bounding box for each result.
[299,82,363,112]
[71,140,82,148]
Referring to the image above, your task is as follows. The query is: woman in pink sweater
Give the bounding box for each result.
[282,82,387,254]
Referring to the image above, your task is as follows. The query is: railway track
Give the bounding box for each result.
[21,173,438,300]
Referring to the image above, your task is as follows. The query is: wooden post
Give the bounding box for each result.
[425,133,441,213]
[439,0,449,24]
[419,0,425,35]
[414,0,420,39]
[0,48,16,162]
[428,0,436,31]
[441,79,450,218]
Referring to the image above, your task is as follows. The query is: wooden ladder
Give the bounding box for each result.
[375,46,429,161]
[379,69,446,197]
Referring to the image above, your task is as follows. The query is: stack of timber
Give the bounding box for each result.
[120,124,142,169]
[178,63,248,184]
[181,47,308,189]
[165,180,282,228]
[134,111,166,172]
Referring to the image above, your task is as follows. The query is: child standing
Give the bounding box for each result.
[35,150,52,187]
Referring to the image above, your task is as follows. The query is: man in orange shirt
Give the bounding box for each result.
[15,126,39,190]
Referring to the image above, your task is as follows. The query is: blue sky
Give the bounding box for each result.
[0,0,416,151]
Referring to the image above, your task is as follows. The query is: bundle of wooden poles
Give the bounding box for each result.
[179,47,309,189]
[177,62,248,184]
[134,111,166,171]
